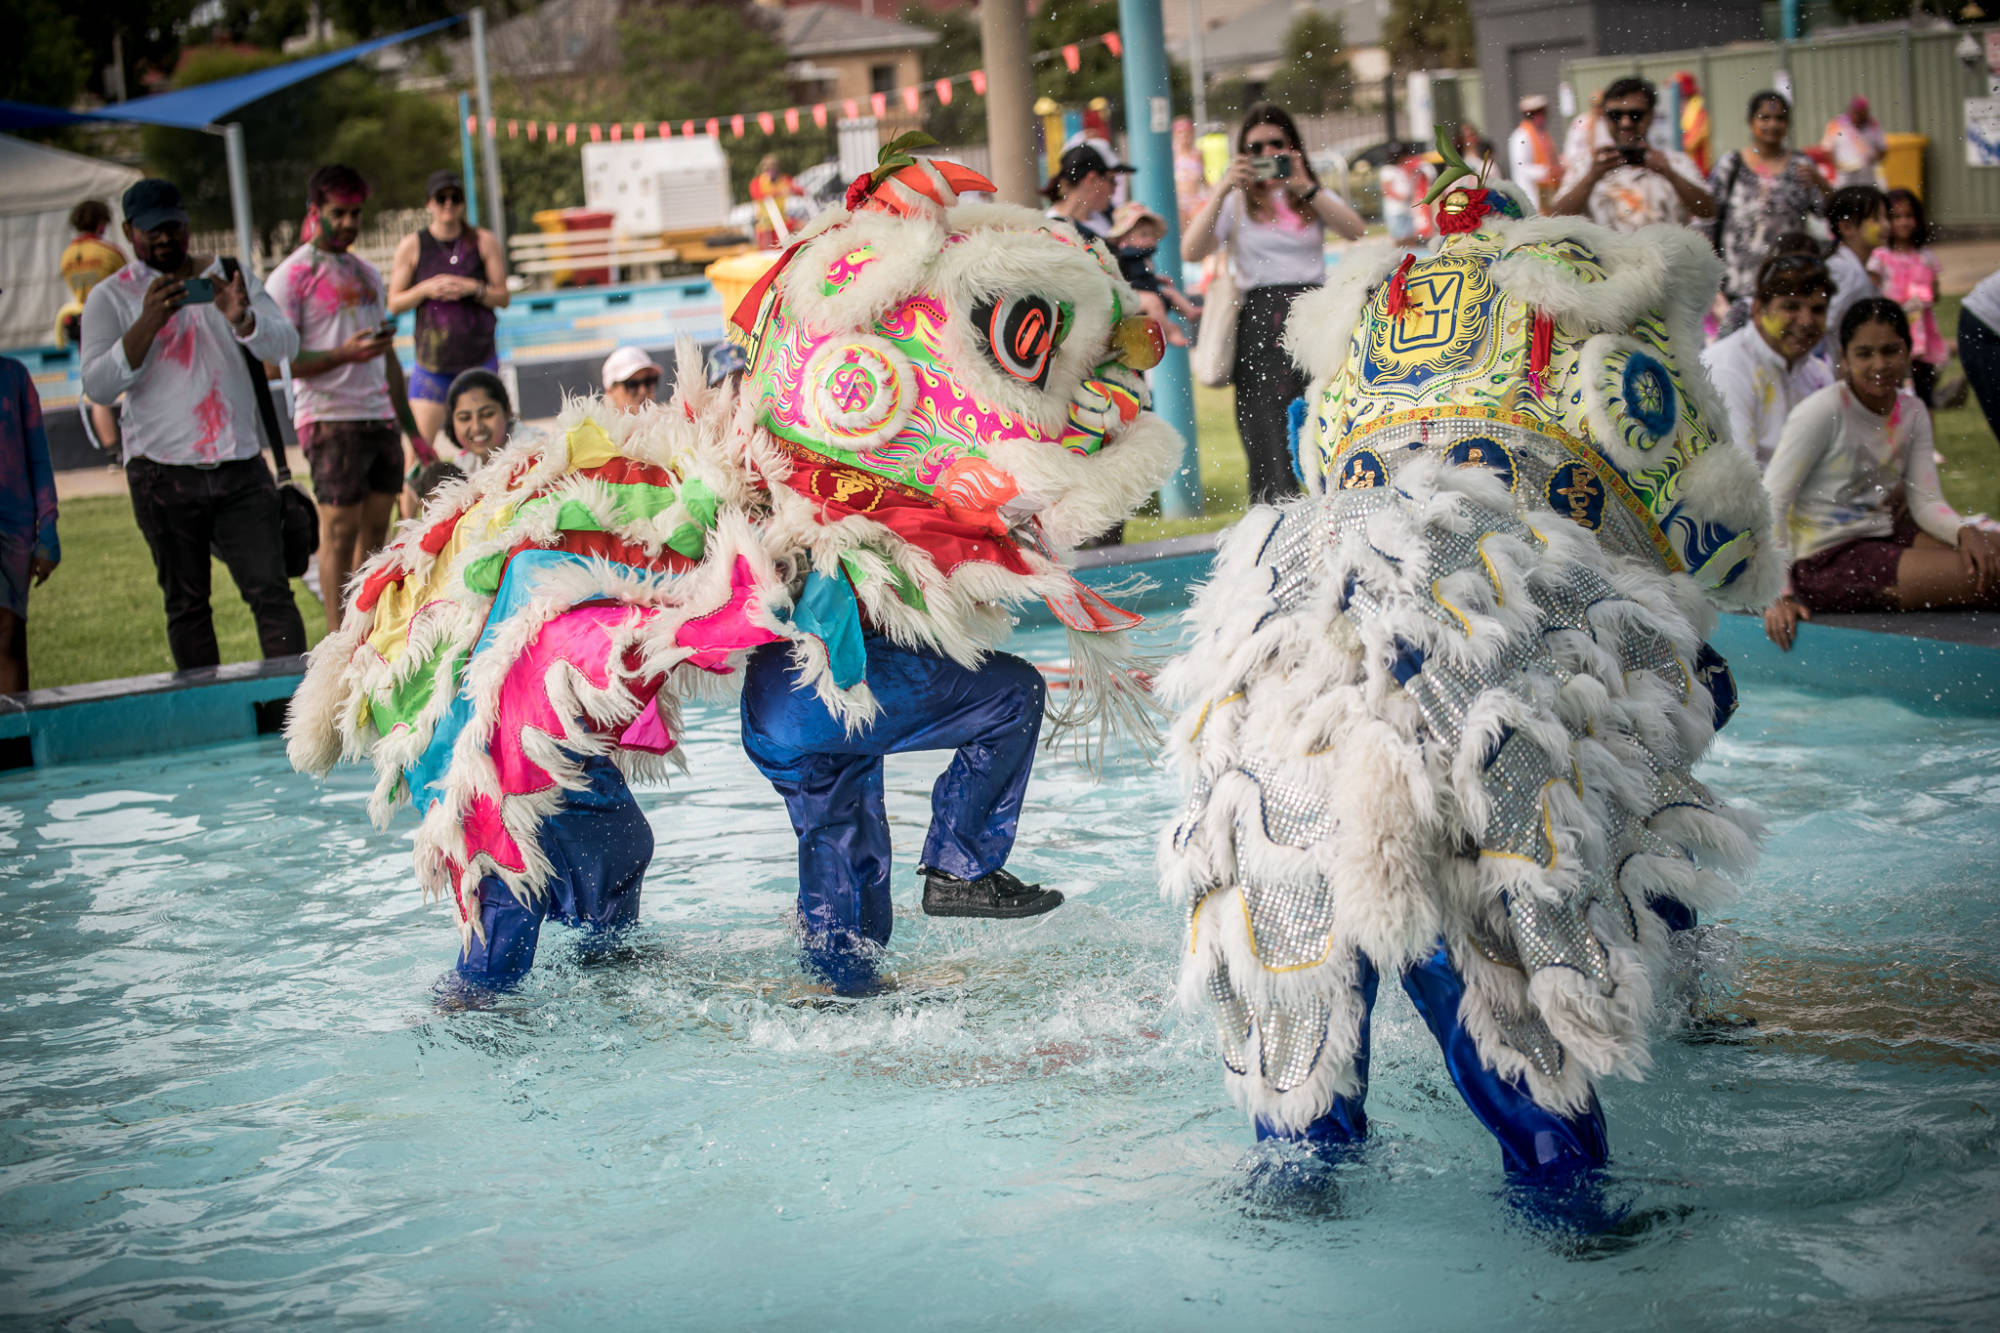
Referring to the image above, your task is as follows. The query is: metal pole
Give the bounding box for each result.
[471,6,508,250]
[222,122,258,276]
[1781,0,1801,41]
[1185,0,1208,132]
[980,0,1038,207]
[458,92,481,229]
[1120,0,1200,519]
[1382,71,1397,143]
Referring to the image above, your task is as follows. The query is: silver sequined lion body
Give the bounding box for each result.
[1158,212,1781,1129]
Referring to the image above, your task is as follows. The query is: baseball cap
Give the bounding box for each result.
[122,179,189,232]
[1043,144,1136,199]
[426,170,465,200]
[602,345,662,388]
[704,341,748,388]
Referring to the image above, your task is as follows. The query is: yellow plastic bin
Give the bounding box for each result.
[705,250,781,328]
[1882,132,1927,198]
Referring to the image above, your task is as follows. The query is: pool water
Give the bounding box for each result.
[3,626,1998,1328]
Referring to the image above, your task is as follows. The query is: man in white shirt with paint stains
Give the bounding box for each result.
[1701,252,1834,470]
[80,177,305,670]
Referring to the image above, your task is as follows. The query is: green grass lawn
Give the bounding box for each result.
[26,323,2000,690]
[27,494,327,690]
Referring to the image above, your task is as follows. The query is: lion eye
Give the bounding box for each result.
[974,294,1061,388]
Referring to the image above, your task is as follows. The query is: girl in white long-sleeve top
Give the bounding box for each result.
[1763,298,2000,649]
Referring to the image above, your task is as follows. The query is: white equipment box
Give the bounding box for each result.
[582,136,733,234]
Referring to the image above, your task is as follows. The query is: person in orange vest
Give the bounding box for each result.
[748,154,796,250]
[1675,72,1712,176]
[1507,95,1563,212]
[57,200,126,452]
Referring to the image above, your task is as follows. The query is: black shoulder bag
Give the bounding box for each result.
[1708,153,1746,258]
[221,257,319,579]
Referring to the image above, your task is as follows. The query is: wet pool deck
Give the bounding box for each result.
[3,533,1997,772]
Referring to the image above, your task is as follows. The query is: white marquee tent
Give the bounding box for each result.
[0,135,141,352]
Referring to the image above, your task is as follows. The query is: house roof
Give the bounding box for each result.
[1201,0,1387,71]
[778,5,939,58]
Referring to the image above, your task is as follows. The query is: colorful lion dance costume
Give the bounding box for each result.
[287,153,1184,994]
[1158,182,1779,1181]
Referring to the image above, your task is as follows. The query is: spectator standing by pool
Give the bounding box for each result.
[0,350,58,693]
[1868,188,1947,407]
[1763,299,2000,650]
[58,200,127,451]
[1702,252,1834,469]
[1959,267,2000,444]
[1561,88,1609,172]
[1550,77,1714,231]
[79,178,305,671]
[267,165,429,633]
[1183,103,1365,505]
[1702,92,1827,309]
[388,171,509,458]
[1507,95,1562,212]
[1822,185,1887,361]
[1820,97,1887,188]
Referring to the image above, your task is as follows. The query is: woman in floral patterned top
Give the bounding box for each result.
[1704,91,1829,306]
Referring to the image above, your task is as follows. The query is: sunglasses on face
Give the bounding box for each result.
[1247,138,1291,155]
[1606,108,1649,124]
[433,190,465,205]
[621,375,661,391]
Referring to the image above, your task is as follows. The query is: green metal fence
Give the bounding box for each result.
[1565,25,2000,231]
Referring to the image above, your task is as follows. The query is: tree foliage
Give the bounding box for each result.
[2,0,91,109]
[1383,0,1476,73]
[141,46,456,249]
[1266,12,1354,115]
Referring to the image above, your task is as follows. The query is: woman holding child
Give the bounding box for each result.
[1764,299,2000,650]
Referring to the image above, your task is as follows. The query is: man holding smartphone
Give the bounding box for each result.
[80,177,307,672]
[1550,77,1714,231]
[266,164,429,631]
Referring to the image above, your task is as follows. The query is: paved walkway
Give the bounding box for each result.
[1937,238,2000,297]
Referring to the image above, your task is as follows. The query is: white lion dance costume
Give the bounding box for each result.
[286,150,1182,996]
[1158,180,1779,1184]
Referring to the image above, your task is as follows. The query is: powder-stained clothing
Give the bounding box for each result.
[1765,383,1959,582]
[1867,246,1946,366]
[410,229,496,376]
[0,358,59,618]
[79,260,299,466]
[265,243,394,427]
[1558,147,1708,231]
[1700,321,1833,469]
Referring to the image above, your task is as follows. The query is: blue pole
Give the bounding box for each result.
[458,91,481,229]
[1117,0,1201,519]
[1781,0,1800,40]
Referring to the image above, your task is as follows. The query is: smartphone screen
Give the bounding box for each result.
[182,277,215,304]
[1620,146,1647,167]
[1253,157,1279,180]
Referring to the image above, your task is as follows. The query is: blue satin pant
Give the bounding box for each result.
[453,756,654,990]
[1257,942,1610,1180]
[740,636,1045,992]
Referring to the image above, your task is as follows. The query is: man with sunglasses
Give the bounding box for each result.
[388,171,511,463]
[79,177,307,671]
[601,346,663,413]
[1551,77,1714,231]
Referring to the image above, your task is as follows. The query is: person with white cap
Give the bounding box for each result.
[1508,95,1563,212]
[601,346,663,413]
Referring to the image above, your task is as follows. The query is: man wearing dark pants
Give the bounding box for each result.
[80,178,305,669]
[740,635,1061,997]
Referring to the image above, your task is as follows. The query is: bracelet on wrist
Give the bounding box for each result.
[1299,184,1320,206]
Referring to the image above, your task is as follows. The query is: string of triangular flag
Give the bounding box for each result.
[467,30,1123,145]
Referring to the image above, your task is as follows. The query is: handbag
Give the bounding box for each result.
[221,258,319,580]
[1190,247,1240,389]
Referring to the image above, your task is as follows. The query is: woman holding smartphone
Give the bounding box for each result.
[1183,103,1364,505]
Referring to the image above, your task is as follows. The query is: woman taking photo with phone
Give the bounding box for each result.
[1184,103,1364,505]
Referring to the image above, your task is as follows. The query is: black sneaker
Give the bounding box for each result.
[920,866,1064,919]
